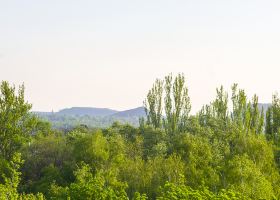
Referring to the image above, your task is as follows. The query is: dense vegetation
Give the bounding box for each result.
[0,74,280,199]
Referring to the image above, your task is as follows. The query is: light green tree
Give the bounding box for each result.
[144,73,191,135]
[144,79,163,129]
[0,81,37,160]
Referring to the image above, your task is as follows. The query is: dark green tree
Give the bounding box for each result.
[265,94,280,143]
[266,107,273,139]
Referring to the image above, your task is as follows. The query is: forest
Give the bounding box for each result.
[0,73,280,199]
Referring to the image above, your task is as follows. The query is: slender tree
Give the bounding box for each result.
[144,79,163,129]
[213,86,229,126]
[266,93,280,143]
[265,107,273,139]
[144,73,191,135]
[164,74,191,134]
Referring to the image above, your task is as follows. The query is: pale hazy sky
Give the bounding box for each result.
[0,0,280,112]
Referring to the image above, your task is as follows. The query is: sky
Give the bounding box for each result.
[0,0,280,112]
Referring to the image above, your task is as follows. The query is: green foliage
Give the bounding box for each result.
[0,81,37,160]
[0,153,22,199]
[49,163,128,200]
[0,153,45,199]
[164,74,191,134]
[1,79,280,199]
[144,79,163,129]
[199,84,264,134]
[19,193,45,200]
[174,133,220,189]
[225,154,275,199]
[157,176,244,200]
[265,94,280,177]
[20,133,73,196]
[142,127,167,158]
[132,192,148,200]
[266,94,280,143]
[144,73,191,135]
[70,130,110,171]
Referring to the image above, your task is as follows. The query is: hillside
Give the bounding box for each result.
[57,107,118,116]
[34,106,146,129]
[111,107,146,118]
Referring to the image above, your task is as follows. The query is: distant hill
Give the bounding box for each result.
[111,107,146,118]
[34,106,146,129]
[57,107,118,117]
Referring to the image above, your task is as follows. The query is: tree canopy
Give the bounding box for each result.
[0,76,280,199]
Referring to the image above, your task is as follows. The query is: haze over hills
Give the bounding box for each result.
[111,107,146,118]
[35,106,145,117]
[35,104,271,129]
[34,106,146,129]
[56,107,118,116]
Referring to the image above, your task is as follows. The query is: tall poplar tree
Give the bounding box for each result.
[144,79,163,129]
[144,73,191,135]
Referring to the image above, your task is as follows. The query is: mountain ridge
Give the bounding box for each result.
[34,106,145,117]
[33,106,146,129]
[57,107,118,116]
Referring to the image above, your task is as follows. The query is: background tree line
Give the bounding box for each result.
[0,74,280,199]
